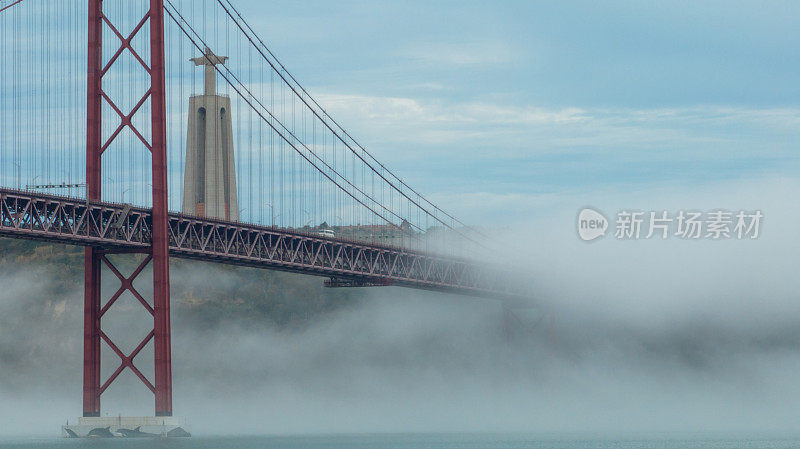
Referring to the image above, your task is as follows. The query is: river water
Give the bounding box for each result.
[2,434,800,449]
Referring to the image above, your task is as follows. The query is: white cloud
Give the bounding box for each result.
[310,93,800,163]
[315,93,587,126]
[430,175,798,228]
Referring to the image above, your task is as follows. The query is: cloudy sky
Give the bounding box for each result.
[219,0,800,225]
[1,0,797,226]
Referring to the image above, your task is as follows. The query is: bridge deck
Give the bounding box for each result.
[0,188,519,300]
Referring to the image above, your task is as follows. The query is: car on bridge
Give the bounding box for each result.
[318,229,336,238]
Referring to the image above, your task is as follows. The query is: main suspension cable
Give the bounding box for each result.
[215,0,478,238]
[220,0,477,234]
[0,0,25,14]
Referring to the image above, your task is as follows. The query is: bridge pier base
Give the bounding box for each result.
[62,416,190,438]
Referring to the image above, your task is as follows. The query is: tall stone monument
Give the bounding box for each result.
[182,47,238,221]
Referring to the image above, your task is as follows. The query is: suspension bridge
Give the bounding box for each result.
[0,0,525,435]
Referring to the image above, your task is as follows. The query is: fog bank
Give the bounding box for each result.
[0,176,799,436]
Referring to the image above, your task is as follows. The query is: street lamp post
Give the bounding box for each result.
[265,203,274,227]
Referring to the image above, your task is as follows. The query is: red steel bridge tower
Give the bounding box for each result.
[83,0,173,417]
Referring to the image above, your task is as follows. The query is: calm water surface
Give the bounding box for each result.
[2,434,800,449]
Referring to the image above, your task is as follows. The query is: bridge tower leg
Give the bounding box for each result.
[82,0,172,418]
[82,0,102,418]
[150,0,173,417]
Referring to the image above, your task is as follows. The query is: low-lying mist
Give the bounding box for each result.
[1,176,799,436]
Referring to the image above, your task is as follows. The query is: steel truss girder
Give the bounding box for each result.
[0,188,522,301]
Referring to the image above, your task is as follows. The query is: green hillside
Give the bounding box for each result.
[0,237,361,329]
